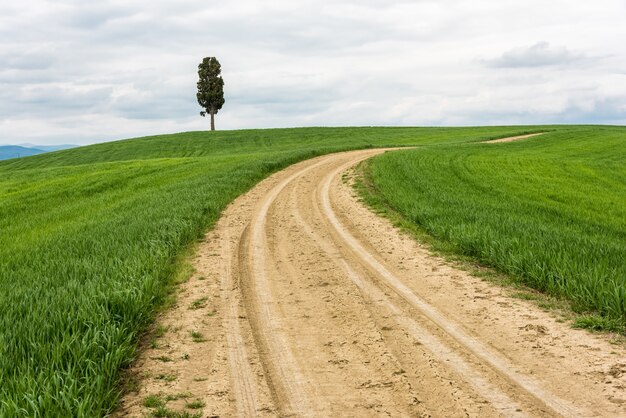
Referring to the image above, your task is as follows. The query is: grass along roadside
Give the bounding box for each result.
[1,126,552,417]
[355,126,626,332]
[352,165,585,329]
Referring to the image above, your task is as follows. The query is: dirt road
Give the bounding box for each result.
[119,149,626,417]
[482,132,545,143]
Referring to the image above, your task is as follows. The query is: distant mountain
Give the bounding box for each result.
[0,145,46,161]
[18,143,77,152]
[0,144,77,161]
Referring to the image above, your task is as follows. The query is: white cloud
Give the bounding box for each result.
[0,0,625,145]
[484,42,587,68]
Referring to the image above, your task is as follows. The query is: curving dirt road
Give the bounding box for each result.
[119,148,626,417]
[482,132,545,143]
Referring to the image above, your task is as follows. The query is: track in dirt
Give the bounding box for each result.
[119,148,626,417]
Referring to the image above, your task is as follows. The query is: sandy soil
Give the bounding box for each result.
[117,148,626,417]
[483,133,545,143]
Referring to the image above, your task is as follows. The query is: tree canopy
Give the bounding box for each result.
[197,57,225,131]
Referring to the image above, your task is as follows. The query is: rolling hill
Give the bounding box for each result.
[0,125,622,417]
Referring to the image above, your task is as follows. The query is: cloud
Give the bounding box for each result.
[485,42,586,68]
[1,0,626,146]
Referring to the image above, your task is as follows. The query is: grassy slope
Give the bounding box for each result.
[0,126,544,417]
[364,126,626,329]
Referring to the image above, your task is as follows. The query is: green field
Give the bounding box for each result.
[362,126,626,330]
[0,126,544,417]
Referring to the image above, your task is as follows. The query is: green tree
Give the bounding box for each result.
[197,57,225,131]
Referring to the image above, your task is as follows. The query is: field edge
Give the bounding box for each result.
[351,156,626,336]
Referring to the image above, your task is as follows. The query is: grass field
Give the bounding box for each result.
[362,126,626,330]
[0,126,546,417]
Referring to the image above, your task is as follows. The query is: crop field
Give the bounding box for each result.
[363,126,626,330]
[0,126,544,417]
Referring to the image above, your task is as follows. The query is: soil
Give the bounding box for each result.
[116,147,626,417]
[483,133,545,143]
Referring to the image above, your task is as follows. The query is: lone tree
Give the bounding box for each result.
[197,57,225,131]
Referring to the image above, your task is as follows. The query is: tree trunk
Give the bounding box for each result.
[210,106,215,131]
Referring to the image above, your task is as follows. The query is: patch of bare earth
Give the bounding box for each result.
[116,145,625,417]
[482,132,545,143]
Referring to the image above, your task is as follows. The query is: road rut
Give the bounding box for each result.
[118,148,626,417]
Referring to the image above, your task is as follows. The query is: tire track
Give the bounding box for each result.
[239,148,539,416]
[317,156,584,417]
[235,149,601,417]
[284,164,528,416]
[291,190,529,416]
[239,160,329,417]
[221,225,260,417]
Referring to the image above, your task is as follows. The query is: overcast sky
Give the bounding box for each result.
[1,0,625,145]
